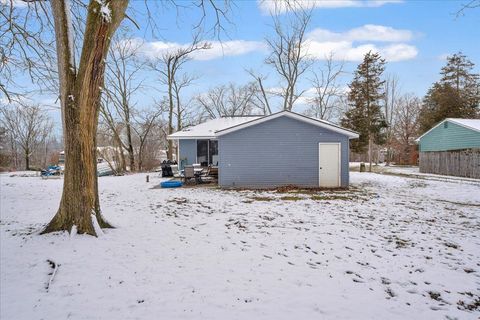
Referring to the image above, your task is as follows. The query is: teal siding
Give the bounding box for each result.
[419,121,480,152]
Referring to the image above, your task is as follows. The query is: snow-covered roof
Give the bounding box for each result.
[415,118,480,142]
[216,111,359,139]
[167,116,262,139]
[168,111,359,140]
[448,118,480,132]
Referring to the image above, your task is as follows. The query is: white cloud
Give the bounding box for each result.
[305,40,417,62]
[304,25,418,62]
[307,24,413,43]
[437,53,450,61]
[135,39,267,61]
[381,43,418,61]
[258,0,402,15]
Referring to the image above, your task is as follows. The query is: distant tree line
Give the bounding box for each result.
[0,101,58,171]
[340,51,479,171]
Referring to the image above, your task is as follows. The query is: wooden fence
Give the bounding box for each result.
[419,149,480,179]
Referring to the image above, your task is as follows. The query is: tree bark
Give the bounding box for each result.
[25,149,30,170]
[127,135,135,171]
[43,0,128,236]
[115,135,126,172]
[167,69,174,161]
[368,135,373,172]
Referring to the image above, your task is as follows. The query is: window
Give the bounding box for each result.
[196,140,208,166]
[444,122,448,129]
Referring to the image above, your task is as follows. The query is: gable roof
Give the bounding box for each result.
[167,116,262,139]
[167,111,359,140]
[216,110,359,139]
[448,118,480,132]
[415,118,480,142]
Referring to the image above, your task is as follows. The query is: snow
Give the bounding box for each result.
[1,172,479,319]
[355,163,480,185]
[168,116,262,139]
[64,0,75,68]
[70,225,77,237]
[91,214,104,237]
[449,118,480,133]
[95,0,111,23]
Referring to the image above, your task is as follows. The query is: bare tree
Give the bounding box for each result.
[247,69,272,115]
[394,94,421,164]
[265,9,312,111]
[383,74,400,165]
[0,102,53,170]
[96,123,124,174]
[2,0,231,236]
[132,108,162,171]
[456,0,480,17]
[305,54,345,121]
[0,1,58,102]
[173,73,199,131]
[196,83,260,119]
[40,0,130,235]
[150,36,211,160]
[102,35,145,172]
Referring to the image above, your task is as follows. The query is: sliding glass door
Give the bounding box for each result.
[209,140,218,166]
[196,140,218,166]
[196,140,208,166]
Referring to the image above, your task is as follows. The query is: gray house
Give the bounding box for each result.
[168,111,359,188]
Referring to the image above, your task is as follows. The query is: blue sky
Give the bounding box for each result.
[124,0,479,109]
[6,0,480,132]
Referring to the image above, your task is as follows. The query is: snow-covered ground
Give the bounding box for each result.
[351,163,480,184]
[1,172,479,320]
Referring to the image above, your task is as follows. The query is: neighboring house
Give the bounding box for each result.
[168,110,359,188]
[415,118,480,179]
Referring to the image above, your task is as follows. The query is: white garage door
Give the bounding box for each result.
[319,143,341,187]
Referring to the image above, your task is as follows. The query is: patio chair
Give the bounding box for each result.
[171,165,180,178]
[184,165,195,183]
[204,165,218,178]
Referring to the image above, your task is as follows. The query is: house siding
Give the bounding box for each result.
[419,121,480,152]
[218,116,350,188]
[178,139,196,169]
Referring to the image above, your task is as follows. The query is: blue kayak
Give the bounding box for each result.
[160,180,183,188]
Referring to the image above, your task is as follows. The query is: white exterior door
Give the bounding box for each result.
[319,143,341,187]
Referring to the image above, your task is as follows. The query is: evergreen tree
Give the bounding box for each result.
[419,52,480,133]
[341,51,387,172]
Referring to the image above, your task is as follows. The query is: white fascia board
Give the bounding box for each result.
[167,135,216,140]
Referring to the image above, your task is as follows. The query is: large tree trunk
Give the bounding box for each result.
[116,139,126,173]
[25,149,29,170]
[127,143,135,171]
[125,121,135,171]
[43,0,128,236]
[138,149,143,172]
